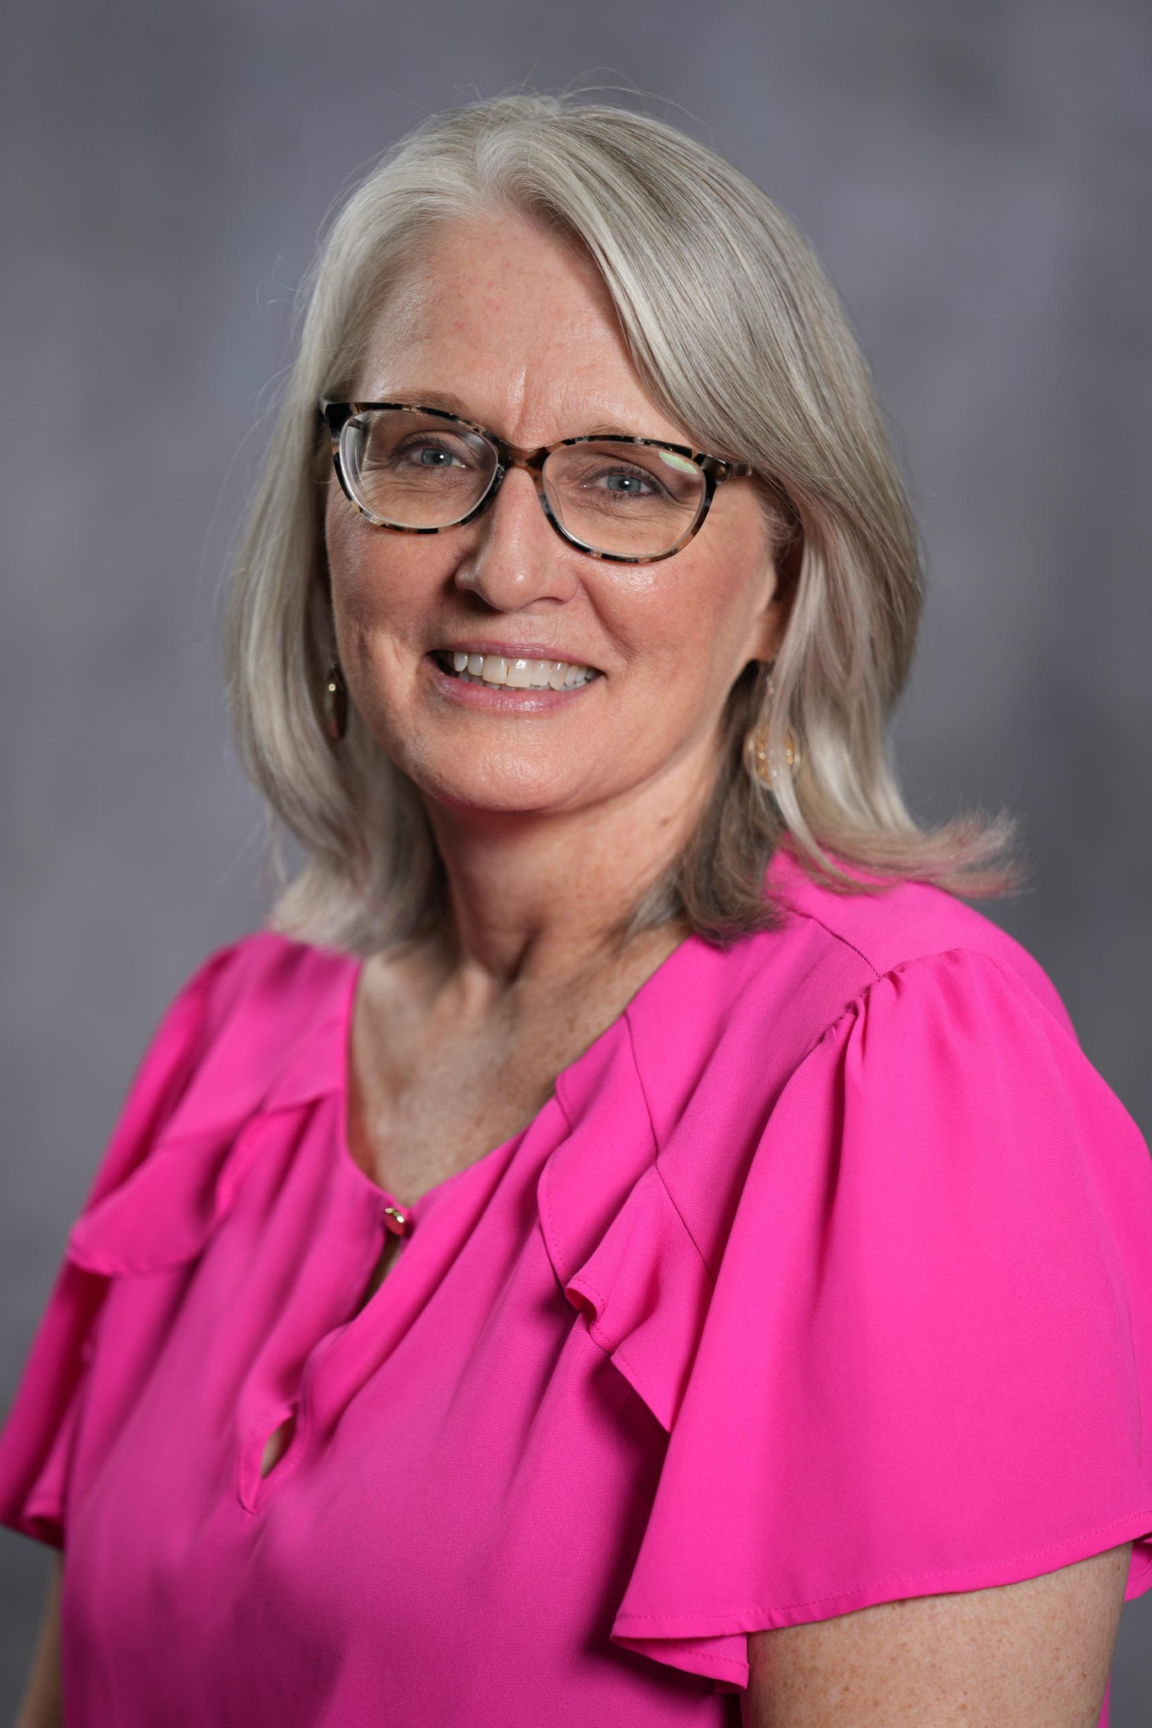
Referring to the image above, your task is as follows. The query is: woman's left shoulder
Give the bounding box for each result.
[619,846,1152,1307]
[627,848,1090,1161]
[758,843,1078,1044]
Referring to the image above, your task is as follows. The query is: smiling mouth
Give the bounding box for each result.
[434,650,602,690]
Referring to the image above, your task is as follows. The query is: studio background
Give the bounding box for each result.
[2,0,1149,1716]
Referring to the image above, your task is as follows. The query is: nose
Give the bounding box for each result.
[452,464,580,610]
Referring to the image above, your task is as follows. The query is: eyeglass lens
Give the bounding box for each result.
[339,408,706,557]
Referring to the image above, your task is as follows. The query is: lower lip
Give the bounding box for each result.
[422,654,601,711]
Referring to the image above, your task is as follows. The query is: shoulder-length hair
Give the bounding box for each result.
[222,92,1025,956]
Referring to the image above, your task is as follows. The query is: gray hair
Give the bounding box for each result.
[222,92,1024,955]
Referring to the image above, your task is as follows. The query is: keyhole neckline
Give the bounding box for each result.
[331,918,705,1217]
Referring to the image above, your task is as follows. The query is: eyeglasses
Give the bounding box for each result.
[319,400,756,564]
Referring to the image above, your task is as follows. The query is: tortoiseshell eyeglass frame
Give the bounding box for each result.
[319,399,761,565]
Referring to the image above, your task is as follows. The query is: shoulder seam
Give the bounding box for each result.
[779,900,884,983]
[789,943,1046,1073]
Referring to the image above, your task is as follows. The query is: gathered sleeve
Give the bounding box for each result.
[594,946,1152,1690]
[0,939,247,1547]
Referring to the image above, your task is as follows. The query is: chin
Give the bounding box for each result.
[413,756,592,816]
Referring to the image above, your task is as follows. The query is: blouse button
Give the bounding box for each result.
[382,1203,409,1236]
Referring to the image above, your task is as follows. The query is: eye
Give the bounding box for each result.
[601,470,654,495]
[573,460,669,501]
[396,438,468,469]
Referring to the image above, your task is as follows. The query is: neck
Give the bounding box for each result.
[418,747,716,999]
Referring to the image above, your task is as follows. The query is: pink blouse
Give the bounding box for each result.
[2,847,1151,1727]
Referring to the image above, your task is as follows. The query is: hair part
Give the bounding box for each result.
[222,91,1027,957]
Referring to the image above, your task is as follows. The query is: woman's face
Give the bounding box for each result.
[324,210,787,823]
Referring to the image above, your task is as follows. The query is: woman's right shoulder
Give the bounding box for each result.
[155,929,360,1069]
[59,930,360,1267]
[178,928,350,1021]
[131,925,360,1111]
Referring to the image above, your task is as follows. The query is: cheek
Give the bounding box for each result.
[605,536,767,672]
[686,515,777,650]
[326,501,441,637]
[326,504,382,619]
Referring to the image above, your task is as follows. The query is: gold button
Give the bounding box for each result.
[382,1204,408,1235]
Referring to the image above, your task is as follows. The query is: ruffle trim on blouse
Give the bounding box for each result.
[66,1113,277,1275]
[560,1163,714,1434]
[64,935,356,1277]
[547,946,1152,1693]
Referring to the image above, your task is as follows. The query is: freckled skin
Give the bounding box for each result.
[324,210,785,829]
[741,1541,1132,1726]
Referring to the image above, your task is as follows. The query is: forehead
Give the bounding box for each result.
[355,212,689,446]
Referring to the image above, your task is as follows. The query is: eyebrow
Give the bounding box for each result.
[354,388,678,446]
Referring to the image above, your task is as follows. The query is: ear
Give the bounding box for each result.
[748,593,785,663]
[748,521,802,662]
[746,572,789,664]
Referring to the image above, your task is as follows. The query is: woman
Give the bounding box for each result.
[4,94,1151,1728]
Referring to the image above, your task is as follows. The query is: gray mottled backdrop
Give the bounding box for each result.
[2,0,1149,1715]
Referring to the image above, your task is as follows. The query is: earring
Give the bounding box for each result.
[743,671,799,792]
[323,659,348,744]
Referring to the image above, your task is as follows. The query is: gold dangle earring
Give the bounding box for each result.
[742,664,799,792]
[323,659,348,745]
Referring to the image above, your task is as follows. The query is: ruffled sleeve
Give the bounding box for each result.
[0,938,249,1546]
[592,946,1152,1691]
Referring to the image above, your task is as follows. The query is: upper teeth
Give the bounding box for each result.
[447,651,597,690]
